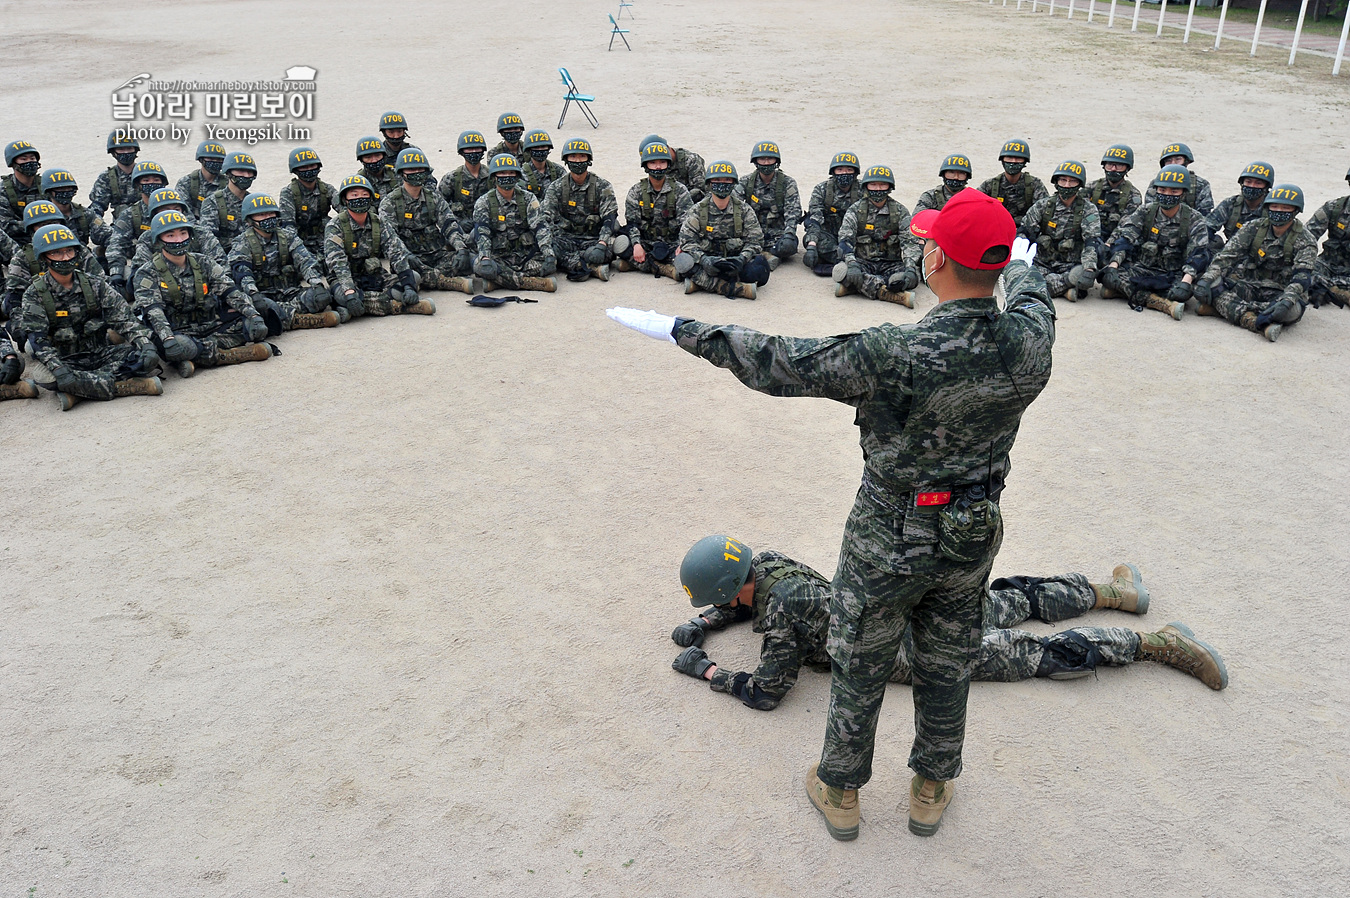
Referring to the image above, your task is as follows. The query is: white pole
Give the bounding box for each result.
[1251,0,1269,56]
[1214,0,1231,49]
[1184,0,1198,42]
[1109,0,1118,28]
[1049,0,1056,15]
[1157,0,1168,37]
[1288,0,1310,65]
[1335,8,1350,76]
[1132,0,1143,33]
[1033,0,1039,12]
[1088,0,1096,22]
[1068,0,1076,19]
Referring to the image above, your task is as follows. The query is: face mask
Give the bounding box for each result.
[345,196,372,213]
[833,172,856,191]
[462,151,484,166]
[50,189,76,205]
[253,216,279,234]
[709,181,735,198]
[756,162,778,178]
[1104,169,1125,185]
[1242,185,1268,203]
[202,159,224,174]
[48,257,78,275]
[1056,185,1079,202]
[361,162,384,178]
[921,246,942,284]
[403,171,429,186]
[1157,193,1182,209]
[501,130,523,145]
[385,137,406,151]
[295,166,320,183]
[160,237,191,254]
[567,160,590,175]
[230,174,255,190]
[139,180,165,196]
[495,175,518,191]
[15,161,40,177]
[646,166,668,181]
[1266,209,1295,225]
[114,151,138,167]
[1002,161,1026,176]
[868,189,890,206]
[943,177,967,193]
[529,149,550,161]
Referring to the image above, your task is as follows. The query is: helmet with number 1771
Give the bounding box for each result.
[680,535,754,608]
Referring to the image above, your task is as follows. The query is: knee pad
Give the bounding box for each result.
[1034,631,1101,680]
[673,253,695,275]
[773,234,798,258]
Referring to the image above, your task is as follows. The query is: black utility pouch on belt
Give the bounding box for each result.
[937,485,1002,563]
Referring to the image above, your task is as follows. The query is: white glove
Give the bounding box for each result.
[605,307,677,344]
[1010,236,1037,266]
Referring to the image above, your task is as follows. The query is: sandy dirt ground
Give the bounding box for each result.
[2,1,1349,895]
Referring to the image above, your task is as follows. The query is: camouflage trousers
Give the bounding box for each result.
[687,269,744,296]
[552,232,613,274]
[816,535,996,790]
[406,247,464,290]
[170,317,250,367]
[491,251,557,289]
[1033,259,1079,299]
[1107,263,1185,307]
[1214,280,1288,327]
[764,230,799,260]
[1314,260,1350,306]
[843,258,909,301]
[48,344,155,400]
[804,233,842,268]
[263,285,332,331]
[891,573,1139,683]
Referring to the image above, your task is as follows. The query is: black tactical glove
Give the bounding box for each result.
[671,618,707,648]
[1167,280,1193,303]
[161,334,198,363]
[1256,296,1300,329]
[3,291,23,316]
[451,247,473,274]
[581,243,609,266]
[398,269,419,292]
[0,353,21,385]
[242,312,268,343]
[891,267,920,292]
[672,646,714,679]
[700,255,724,277]
[1192,276,1216,303]
[845,259,864,282]
[802,244,819,269]
[135,344,160,372]
[474,257,503,282]
[50,364,79,393]
[342,290,366,319]
[713,257,742,280]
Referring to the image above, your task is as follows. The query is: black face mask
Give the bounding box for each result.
[253,216,279,234]
[203,159,224,174]
[1055,185,1080,202]
[345,196,372,213]
[501,130,523,145]
[139,181,165,197]
[462,151,484,166]
[114,151,138,167]
[708,181,735,198]
[1266,209,1295,225]
[230,174,255,190]
[868,190,890,206]
[160,237,191,254]
[49,189,77,205]
[361,162,384,178]
[495,176,518,191]
[645,166,669,182]
[529,149,550,161]
[1104,169,1126,185]
[755,162,778,179]
[295,166,320,183]
[384,136,406,151]
[1002,161,1026,176]
[567,160,590,175]
[1157,193,1182,209]
[1242,185,1268,203]
[403,171,429,186]
[48,257,78,275]
[943,177,967,193]
[833,172,857,191]
[15,161,40,177]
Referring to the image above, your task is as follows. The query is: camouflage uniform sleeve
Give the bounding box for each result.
[913,187,938,214]
[376,191,399,230]
[204,256,256,315]
[837,203,860,259]
[1080,202,1102,268]
[472,194,493,258]
[86,211,113,248]
[130,233,152,273]
[277,182,298,226]
[529,195,551,260]
[87,169,114,218]
[1206,221,1254,280]
[805,182,827,240]
[623,182,644,244]
[1306,199,1335,242]
[674,320,893,402]
[677,206,706,262]
[1183,209,1211,278]
[286,228,321,281]
[1194,177,1215,216]
[893,202,920,268]
[784,175,802,229]
[1110,207,1145,264]
[1031,176,1049,205]
[682,150,706,196]
[324,217,355,291]
[132,268,175,340]
[379,220,413,274]
[1019,198,1049,241]
[226,232,258,294]
[98,277,152,346]
[430,190,458,242]
[707,613,806,710]
[18,283,60,368]
[198,194,223,239]
[598,179,619,241]
[1289,229,1319,302]
[80,248,102,277]
[1205,196,1233,239]
[698,604,745,630]
[739,199,764,259]
[1001,260,1057,337]
[106,213,136,272]
[199,227,228,266]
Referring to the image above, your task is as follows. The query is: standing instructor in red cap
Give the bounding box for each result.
[606,188,1056,840]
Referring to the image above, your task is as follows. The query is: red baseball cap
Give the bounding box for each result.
[909,188,1016,270]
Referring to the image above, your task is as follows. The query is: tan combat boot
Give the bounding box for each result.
[877,287,914,307]
[588,263,611,282]
[175,361,196,379]
[291,311,341,329]
[684,278,699,295]
[908,775,953,836]
[519,276,558,293]
[1263,323,1282,343]
[106,329,124,345]
[113,376,163,397]
[1239,310,1260,332]
[804,764,859,841]
[216,343,273,366]
[1136,622,1228,690]
[1144,293,1184,320]
[1064,288,1079,302]
[57,392,81,411]
[612,258,634,272]
[1092,562,1149,613]
[0,378,39,400]
[436,276,483,295]
[653,262,679,281]
[1328,285,1350,306]
[835,282,852,297]
[1101,286,1122,299]
[1195,303,1217,316]
[733,282,757,300]
[401,298,436,315]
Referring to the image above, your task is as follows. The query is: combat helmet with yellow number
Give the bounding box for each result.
[147,188,188,217]
[940,153,973,179]
[5,140,40,171]
[860,164,896,202]
[1264,183,1304,215]
[22,200,64,233]
[380,111,408,134]
[32,222,80,257]
[522,130,554,156]
[999,139,1031,163]
[496,112,525,139]
[640,140,675,168]
[241,192,280,219]
[830,151,860,175]
[705,159,738,182]
[750,141,782,164]
[1239,161,1275,202]
[337,174,375,202]
[394,147,432,184]
[131,160,169,195]
[457,130,488,158]
[1051,160,1088,193]
[1101,144,1135,172]
[487,154,523,178]
[562,138,593,174]
[355,136,385,162]
[1159,142,1195,167]
[1152,164,1192,192]
[40,169,79,204]
[106,130,140,165]
[148,208,196,244]
[288,146,324,179]
[680,535,754,608]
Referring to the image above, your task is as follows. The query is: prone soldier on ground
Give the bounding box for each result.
[199,151,259,248]
[1,140,43,242]
[670,536,1227,712]
[324,175,431,319]
[439,130,492,275]
[833,165,920,306]
[174,141,228,217]
[1019,160,1101,301]
[379,147,479,295]
[674,160,768,299]
[40,169,112,269]
[472,154,557,294]
[88,131,142,221]
[541,138,621,282]
[640,134,706,202]
[1103,165,1210,320]
[1304,164,1350,309]
[979,138,1047,224]
[353,136,398,203]
[737,141,801,269]
[914,153,973,214]
[279,146,340,274]
[129,189,228,282]
[228,192,339,334]
[1193,183,1316,343]
[615,140,691,280]
[520,130,567,199]
[106,161,171,296]
[1207,161,1276,254]
[22,223,163,410]
[802,151,863,276]
[1087,144,1142,296]
[1144,142,1214,216]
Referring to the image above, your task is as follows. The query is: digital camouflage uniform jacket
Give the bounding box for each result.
[1020,195,1102,271]
[132,251,259,340]
[1084,176,1142,244]
[837,198,920,266]
[623,178,693,248]
[278,178,341,254]
[0,174,43,241]
[542,173,620,241]
[438,165,493,248]
[805,178,865,245]
[174,169,226,218]
[130,226,227,274]
[914,183,963,214]
[1207,194,1267,254]
[523,159,567,200]
[5,243,103,299]
[20,270,153,372]
[198,188,248,247]
[226,225,322,296]
[88,165,141,220]
[107,201,155,274]
[978,173,1048,225]
[61,203,113,252]
[323,210,413,294]
[377,184,458,260]
[1110,202,1210,278]
[472,188,552,269]
[677,195,764,265]
[736,171,801,242]
[1206,217,1317,301]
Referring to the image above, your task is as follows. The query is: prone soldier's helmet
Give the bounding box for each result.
[337,174,374,201]
[1264,184,1305,213]
[829,151,860,174]
[487,154,523,177]
[379,111,408,133]
[225,152,257,175]
[1239,161,1275,188]
[32,223,80,258]
[456,130,488,156]
[288,146,323,173]
[148,209,196,243]
[679,535,754,608]
[750,141,782,163]
[1159,142,1194,166]
[1152,164,1191,192]
[241,192,280,220]
[1101,144,1135,170]
[5,140,39,168]
[41,168,79,198]
[860,165,897,190]
[131,160,168,192]
[522,130,553,152]
[195,140,227,163]
[562,138,594,160]
[998,139,1031,162]
[940,153,973,177]
[106,130,140,156]
[705,159,738,182]
[1051,160,1088,187]
[394,147,431,173]
[496,112,525,138]
[147,188,188,216]
[640,141,675,168]
[22,200,65,233]
[355,136,384,160]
